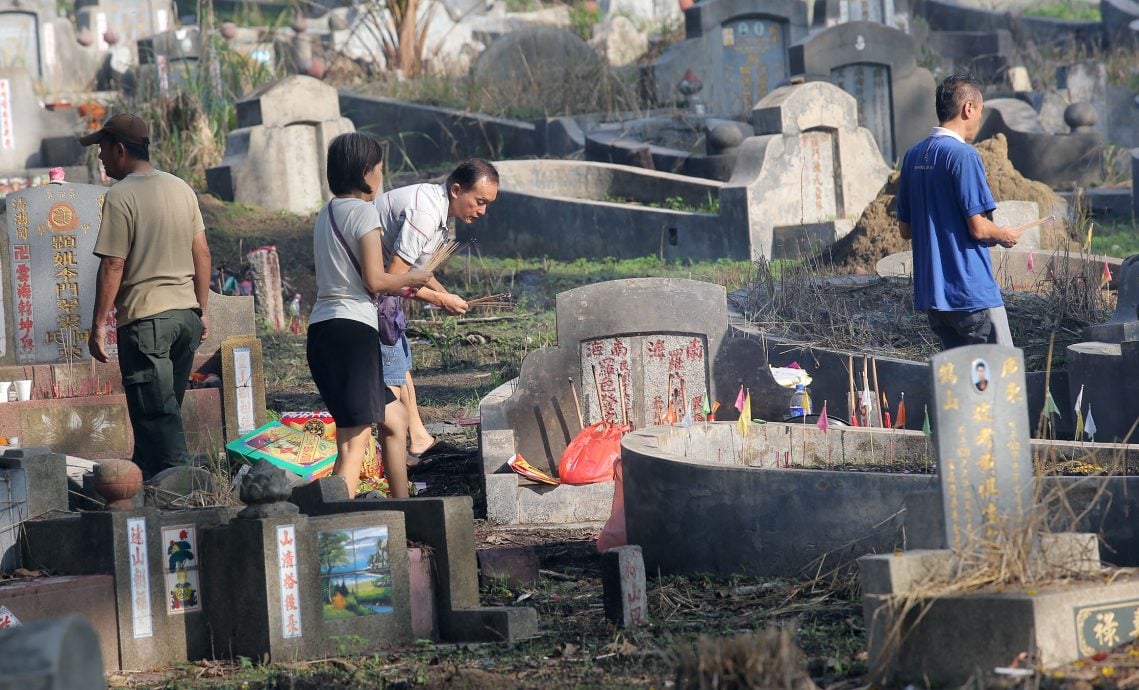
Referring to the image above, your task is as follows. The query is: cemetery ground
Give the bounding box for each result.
[107,199,1137,689]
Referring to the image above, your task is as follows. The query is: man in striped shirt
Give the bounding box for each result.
[375,159,500,459]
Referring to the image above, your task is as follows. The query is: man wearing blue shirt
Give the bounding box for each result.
[897,74,1022,350]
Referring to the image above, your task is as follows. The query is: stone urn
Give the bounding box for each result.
[94,459,143,510]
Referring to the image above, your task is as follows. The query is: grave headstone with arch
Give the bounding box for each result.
[789,21,936,163]
[650,0,808,116]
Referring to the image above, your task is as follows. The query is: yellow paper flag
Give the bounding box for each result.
[737,391,752,437]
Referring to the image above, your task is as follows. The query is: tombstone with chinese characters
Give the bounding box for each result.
[480,277,737,525]
[788,21,936,163]
[726,79,891,259]
[4,181,110,364]
[858,344,1139,686]
[811,0,909,31]
[650,0,808,116]
[0,0,102,91]
[20,497,236,670]
[201,463,414,661]
[206,75,355,214]
[0,180,248,460]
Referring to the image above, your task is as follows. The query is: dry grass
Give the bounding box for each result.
[674,625,820,690]
[743,250,1114,371]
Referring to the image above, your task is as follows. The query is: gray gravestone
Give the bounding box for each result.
[0,0,100,90]
[0,615,105,690]
[601,545,649,627]
[815,0,909,31]
[650,0,808,116]
[4,182,112,363]
[789,21,936,163]
[929,345,1034,553]
[74,0,174,55]
[1084,254,1139,343]
[830,62,894,162]
[0,68,83,173]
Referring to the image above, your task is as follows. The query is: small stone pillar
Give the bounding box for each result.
[247,246,285,331]
[600,545,649,627]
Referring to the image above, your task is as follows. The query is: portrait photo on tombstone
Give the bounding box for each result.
[972,359,989,392]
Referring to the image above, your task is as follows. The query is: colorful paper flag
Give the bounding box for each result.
[802,388,812,416]
[709,401,720,422]
[734,385,746,412]
[1102,259,1112,288]
[1043,389,1061,419]
[816,401,829,431]
[894,393,907,428]
[663,403,677,425]
[737,391,751,437]
[702,392,711,417]
[1085,222,1095,252]
[1085,406,1097,441]
[1026,251,1035,272]
[922,405,931,437]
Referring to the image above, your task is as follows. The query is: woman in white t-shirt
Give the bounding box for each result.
[307,133,431,498]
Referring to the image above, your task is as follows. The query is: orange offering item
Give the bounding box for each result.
[558,421,629,485]
[508,454,559,485]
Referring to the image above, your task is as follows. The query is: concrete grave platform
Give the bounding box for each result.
[0,575,119,671]
[291,479,538,643]
[862,550,1139,685]
[621,420,1139,576]
[468,80,891,262]
[479,277,743,525]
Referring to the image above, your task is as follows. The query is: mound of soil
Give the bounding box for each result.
[820,133,1072,272]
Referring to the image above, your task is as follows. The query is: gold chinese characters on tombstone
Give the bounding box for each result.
[929,345,1034,554]
[3,183,112,364]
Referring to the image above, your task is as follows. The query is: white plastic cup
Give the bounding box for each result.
[0,382,11,403]
[14,380,32,402]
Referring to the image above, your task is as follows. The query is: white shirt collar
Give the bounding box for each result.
[930,126,965,143]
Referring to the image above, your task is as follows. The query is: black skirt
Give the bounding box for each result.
[307,318,396,428]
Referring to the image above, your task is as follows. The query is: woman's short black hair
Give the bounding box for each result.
[327,132,384,196]
[446,159,499,191]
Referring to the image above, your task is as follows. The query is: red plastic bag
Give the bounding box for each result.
[597,457,626,551]
[558,422,628,485]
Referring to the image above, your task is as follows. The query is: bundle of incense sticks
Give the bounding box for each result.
[466,292,513,309]
[422,240,472,272]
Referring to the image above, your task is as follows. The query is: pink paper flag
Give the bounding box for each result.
[816,402,829,431]
[788,361,802,369]
[1026,252,1035,272]
[734,385,746,412]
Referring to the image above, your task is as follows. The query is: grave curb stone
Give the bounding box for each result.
[600,545,649,627]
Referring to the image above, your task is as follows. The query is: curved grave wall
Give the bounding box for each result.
[623,422,1139,576]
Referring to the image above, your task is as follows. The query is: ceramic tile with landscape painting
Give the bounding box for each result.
[318,525,392,620]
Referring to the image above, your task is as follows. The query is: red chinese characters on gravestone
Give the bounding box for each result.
[276,525,302,639]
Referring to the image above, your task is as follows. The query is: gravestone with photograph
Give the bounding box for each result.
[928,344,1035,552]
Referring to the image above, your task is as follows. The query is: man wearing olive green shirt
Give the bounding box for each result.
[83,113,213,479]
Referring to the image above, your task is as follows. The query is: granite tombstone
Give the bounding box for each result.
[789,21,936,163]
[929,344,1034,553]
[650,0,808,116]
[4,181,114,364]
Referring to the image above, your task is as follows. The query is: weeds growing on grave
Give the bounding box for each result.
[744,244,1113,372]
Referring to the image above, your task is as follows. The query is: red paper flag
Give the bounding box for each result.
[894,395,907,428]
[816,402,829,431]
